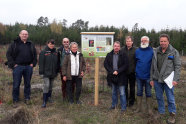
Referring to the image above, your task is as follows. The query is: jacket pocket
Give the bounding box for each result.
[168,55,174,60]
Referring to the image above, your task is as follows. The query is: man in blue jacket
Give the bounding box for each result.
[135,36,153,115]
[150,34,181,124]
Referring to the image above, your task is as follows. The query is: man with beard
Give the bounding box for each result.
[135,36,153,115]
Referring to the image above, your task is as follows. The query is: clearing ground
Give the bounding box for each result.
[0,45,186,124]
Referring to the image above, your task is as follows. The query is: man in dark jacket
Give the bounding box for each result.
[57,38,73,100]
[39,39,60,108]
[121,36,137,107]
[6,30,37,107]
[104,41,129,112]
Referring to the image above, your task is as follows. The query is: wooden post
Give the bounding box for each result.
[95,57,99,106]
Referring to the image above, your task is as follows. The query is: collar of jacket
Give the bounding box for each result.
[139,46,151,50]
[124,45,135,50]
[14,36,31,44]
[45,46,56,52]
[70,51,80,55]
[110,50,122,55]
[58,45,64,52]
[157,44,172,54]
[154,44,175,60]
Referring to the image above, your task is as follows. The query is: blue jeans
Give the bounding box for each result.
[13,65,33,101]
[111,84,127,110]
[154,81,176,114]
[136,78,152,97]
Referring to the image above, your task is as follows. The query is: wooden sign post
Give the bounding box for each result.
[80,32,115,106]
[94,57,99,106]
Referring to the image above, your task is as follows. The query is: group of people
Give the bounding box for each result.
[6,30,86,108]
[6,30,181,124]
[104,34,181,124]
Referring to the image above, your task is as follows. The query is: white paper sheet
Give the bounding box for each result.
[164,71,174,89]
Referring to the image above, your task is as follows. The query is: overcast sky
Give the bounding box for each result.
[0,0,186,31]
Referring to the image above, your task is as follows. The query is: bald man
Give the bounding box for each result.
[6,30,37,107]
[58,38,71,100]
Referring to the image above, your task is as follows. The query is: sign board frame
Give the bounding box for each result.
[81,32,115,58]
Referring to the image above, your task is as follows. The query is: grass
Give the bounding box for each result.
[0,45,186,124]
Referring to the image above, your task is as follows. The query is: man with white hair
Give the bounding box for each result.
[135,36,153,115]
[62,42,86,104]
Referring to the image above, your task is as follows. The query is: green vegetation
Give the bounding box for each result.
[0,17,186,55]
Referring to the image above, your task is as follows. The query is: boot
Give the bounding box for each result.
[146,97,153,115]
[167,112,176,124]
[41,93,48,108]
[153,111,164,120]
[48,90,53,103]
[135,96,142,113]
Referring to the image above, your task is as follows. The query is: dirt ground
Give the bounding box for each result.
[0,45,186,124]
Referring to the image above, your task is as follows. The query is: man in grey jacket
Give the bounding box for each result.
[150,34,181,124]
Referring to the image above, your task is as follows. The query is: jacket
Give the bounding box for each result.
[135,47,153,79]
[62,51,86,80]
[121,46,137,74]
[104,50,129,86]
[57,46,70,67]
[6,37,37,69]
[150,44,181,83]
[39,46,60,78]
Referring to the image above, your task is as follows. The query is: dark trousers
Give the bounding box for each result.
[60,71,75,98]
[66,76,82,102]
[12,65,33,102]
[125,73,136,105]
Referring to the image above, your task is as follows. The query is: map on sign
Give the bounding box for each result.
[81,34,114,57]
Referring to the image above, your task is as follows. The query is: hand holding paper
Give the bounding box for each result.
[172,81,178,86]
[164,71,174,89]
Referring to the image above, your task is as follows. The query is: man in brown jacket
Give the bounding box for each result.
[62,42,86,104]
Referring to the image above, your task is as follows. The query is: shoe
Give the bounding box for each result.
[69,100,74,104]
[47,91,53,103]
[129,101,134,107]
[129,103,134,107]
[153,112,164,120]
[109,106,115,110]
[12,101,19,108]
[76,100,82,104]
[24,99,31,105]
[41,93,48,108]
[48,97,54,103]
[167,112,176,124]
[121,109,126,114]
